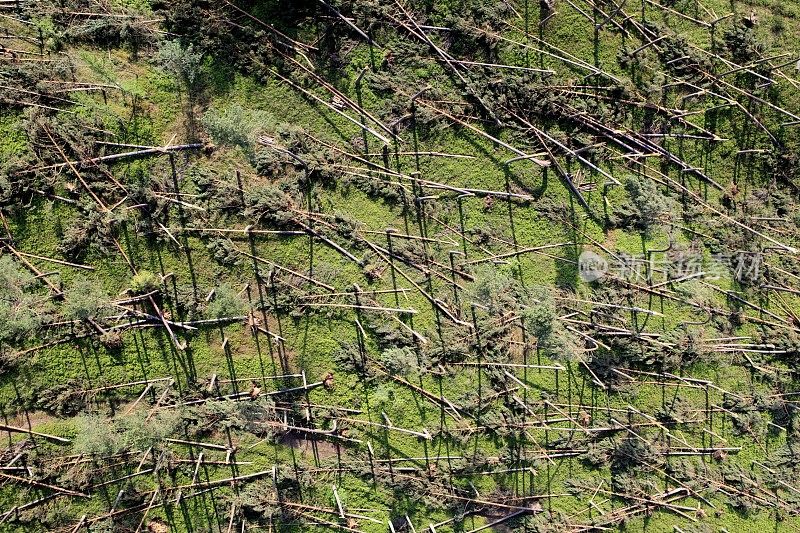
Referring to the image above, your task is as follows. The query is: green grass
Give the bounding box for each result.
[2,1,800,531]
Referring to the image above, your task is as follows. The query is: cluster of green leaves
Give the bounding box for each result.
[0,256,48,347]
[72,408,183,456]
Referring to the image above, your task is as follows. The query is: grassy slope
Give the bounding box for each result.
[1,0,800,532]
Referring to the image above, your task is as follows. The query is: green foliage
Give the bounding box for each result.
[656,33,710,76]
[233,480,279,519]
[521,288,557,340]
[380,346,424,377]
[157,40,204,94]
[112,0,153,12]
[0,254,33,290]
[724,22,764,64]
[63,278,109,321]
[72,409,183,456]
[196,397,275,435]
[202,104,271,158]
[371,383,395,407]
[521,288,579,361]
[36,380,87,416]
[243,185,296,228]
[0,115,34,204]
[206,283,246,319]
[5,1,800,530]
[732,410,767,437]
[508,510,568,532]
[58,209,122,261]
[0,255,46,345]
[624,174,670,232]
[35,16,62,51]
[662,327,709,367]
[206,238,242,267]
[130,270,160,294]
[46,2,152,55]
[470,267,518,313]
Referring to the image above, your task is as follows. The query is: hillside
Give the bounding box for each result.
[1,0,800,531]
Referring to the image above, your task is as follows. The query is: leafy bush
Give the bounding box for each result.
[380,346,425,377]
[233,480,280,519]
[206,238,242,267]
[521,288,557,339]
[130,270,160,294]
[624,175,670,233]
[0,256,46,344]
[244,185,296,228]
[157,40,204,94]
[72,409,183,456]
[63,278,109,321]
[470,267,518,313]
[206,283,246,319]
[202,104,271,158]
[724,22,764,64]
[521,288,579,361]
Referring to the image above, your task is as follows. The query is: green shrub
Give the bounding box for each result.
[206,283,246,319]
[521,288,580,361]
[244,185,295,228]
[624,175,670,233]
[724,22,764,64]
[64,278,109,320]
[0,256,46,344]
[130,270,160,294]
[72,409,183,456]
[202,104,271,158]
[157,40,204,94]
[381,346,425,377]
